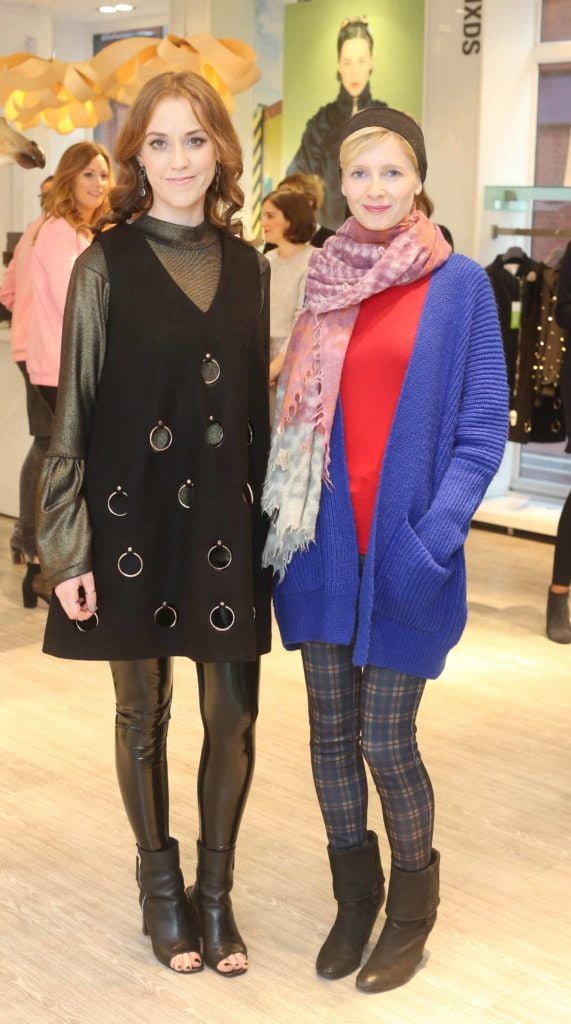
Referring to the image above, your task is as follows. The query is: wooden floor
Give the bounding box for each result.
[0,516,568,1024]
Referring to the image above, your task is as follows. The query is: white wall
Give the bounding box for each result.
[423,0,540,261]
[474,0,539,266]
[422,0,483,257]
[0,10,54,245]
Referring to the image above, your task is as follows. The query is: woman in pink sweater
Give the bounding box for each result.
[28,142,112,411]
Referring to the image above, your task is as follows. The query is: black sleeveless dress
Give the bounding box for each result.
[43,223,271,662]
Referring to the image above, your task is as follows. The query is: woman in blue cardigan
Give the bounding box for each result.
[263,108,508,993]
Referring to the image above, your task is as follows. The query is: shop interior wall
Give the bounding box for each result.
[422,0,539,263]
[0,0,256,247]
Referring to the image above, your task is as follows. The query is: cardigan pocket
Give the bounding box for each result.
[374,516,453,633]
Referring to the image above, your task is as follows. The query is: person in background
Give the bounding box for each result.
[27,142,112,415]
[547,240,571,642]
[0,207,52,599]
[263,173,334,252]
[261,189,315,418]
[39,174,54,209]
[37,70,271,978]
[263,108,507,994]
[287,17,387,229]
[0,164,84,602]
[415,187,454,250]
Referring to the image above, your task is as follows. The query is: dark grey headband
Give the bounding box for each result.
[339,107,427,182]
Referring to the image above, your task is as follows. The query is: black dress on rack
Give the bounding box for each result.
[520,261,567,444]
[486,252,539,442]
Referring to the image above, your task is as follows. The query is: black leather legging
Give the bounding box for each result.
[552,490,571,587]
[110,658,259,852]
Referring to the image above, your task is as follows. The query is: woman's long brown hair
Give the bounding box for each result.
[100,71,244,234]
[43,141,112,232]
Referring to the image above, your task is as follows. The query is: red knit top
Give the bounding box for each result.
[340,276,431,554]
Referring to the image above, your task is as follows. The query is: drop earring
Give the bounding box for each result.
[214,162,221,191]
[138,164,147,198]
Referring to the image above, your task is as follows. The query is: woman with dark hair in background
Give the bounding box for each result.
[415,186,454,250]
[264,107,507,993]
[546,240,571,642]
[263,173,335,252]
[37,70,271,978]
[261,189,315,417]
[287,17,387,228]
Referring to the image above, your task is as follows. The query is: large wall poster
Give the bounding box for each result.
[283,0,425,228]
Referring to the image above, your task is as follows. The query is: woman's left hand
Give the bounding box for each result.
[54,571,97,621]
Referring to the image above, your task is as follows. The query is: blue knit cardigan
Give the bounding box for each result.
[273,254,509,679]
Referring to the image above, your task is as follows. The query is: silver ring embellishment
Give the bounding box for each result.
[178,479,194,508]
[207,540,232,571]
[149,420,173,452]
[117,547,143,578]
[247,420,254,446]
[154,602,178,628]
[209,602,235,632]
[76,612,99,632]
[205,418,224,447]
[243,482,254,506]
[107,485,129,517]
[201,354,221,385]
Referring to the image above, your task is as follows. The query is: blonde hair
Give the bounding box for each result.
[43,142,112,231]
[101,71,244,234]
[339,126,420,176]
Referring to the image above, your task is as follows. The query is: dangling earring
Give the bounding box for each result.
[214,162,221,191]
[138,163,147,198]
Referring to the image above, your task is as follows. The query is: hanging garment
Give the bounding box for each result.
[486,253,539,442]
[525,263,567,443]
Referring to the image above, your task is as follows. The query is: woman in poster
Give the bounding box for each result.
[287,17,387,228]
[37,71,271,978]
[263,108,508,992]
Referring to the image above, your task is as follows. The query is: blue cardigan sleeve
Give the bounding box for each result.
[414,268,509,566]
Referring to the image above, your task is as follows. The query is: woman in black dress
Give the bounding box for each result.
[37,71,271,977]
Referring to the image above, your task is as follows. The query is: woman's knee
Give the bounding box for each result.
[199,661,259,740]
[111,659,173,751]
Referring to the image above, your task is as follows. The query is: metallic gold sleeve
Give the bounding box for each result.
[37,242,109,586]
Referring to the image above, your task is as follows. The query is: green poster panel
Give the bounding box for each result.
[282,0,425,228]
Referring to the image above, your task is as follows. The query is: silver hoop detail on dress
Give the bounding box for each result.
[154,602,178,628]
[207,540,232,571]
[117,547,143,577]
[107,486,129,517]
[149,421,173,452]
[209,602,235,632]
[76,612,99,632]
[178,479,194,508]
[201,354,221,385]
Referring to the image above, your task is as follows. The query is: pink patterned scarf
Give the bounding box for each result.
[262,210,451,577]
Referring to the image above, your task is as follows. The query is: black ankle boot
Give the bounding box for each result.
[356,849,439,993]
[546,588,571,643]
[316,831,385,980]
[136,837,202,972]
[187,840,247,977]
[22,563,50,608]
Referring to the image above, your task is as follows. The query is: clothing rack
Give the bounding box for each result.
[491,225,571,240]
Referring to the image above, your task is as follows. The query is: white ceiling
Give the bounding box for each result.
[0,0,166,24]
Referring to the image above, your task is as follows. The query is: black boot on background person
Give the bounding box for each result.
[546,587,571,643]
[316,831,385,980]
[356,848,440,993]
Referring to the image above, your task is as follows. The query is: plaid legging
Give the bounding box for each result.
[301,641,434,871]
